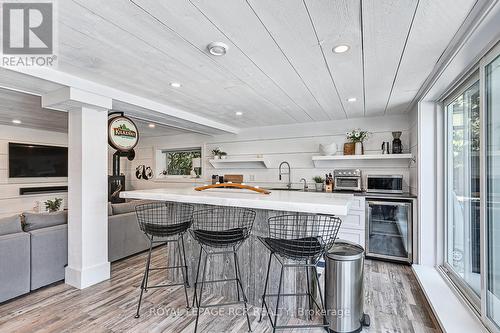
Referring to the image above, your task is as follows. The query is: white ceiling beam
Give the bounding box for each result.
[42,87,112,112]
[1,66,240,134]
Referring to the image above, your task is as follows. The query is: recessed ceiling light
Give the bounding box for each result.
[12,119,21,124]
[235,111,243,116]
[170,82,182,88]
[148,123,156,128]
[347,97,357,102]
[207,42,228,56]
[333,45,350,53]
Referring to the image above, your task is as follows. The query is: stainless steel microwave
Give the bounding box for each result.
[366,175,403,194]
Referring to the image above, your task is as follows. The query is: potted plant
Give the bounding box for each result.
[313,176,325,192]
[44,198,63,213]
[211,147,222,159]
[345,129,370,155]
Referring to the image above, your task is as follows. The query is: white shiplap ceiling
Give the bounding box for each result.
[50,0,477,128]
[0,88,190,137]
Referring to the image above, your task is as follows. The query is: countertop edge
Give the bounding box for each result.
[120,191,351,216]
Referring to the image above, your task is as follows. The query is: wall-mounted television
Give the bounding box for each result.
[9,143,68,178]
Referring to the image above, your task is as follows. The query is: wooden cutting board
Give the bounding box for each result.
[223,174,244,183]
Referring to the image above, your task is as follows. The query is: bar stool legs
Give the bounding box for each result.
[192,247,252,333]
[135,235,191,319]
[258,253,273,323]
[234,247,251,331]
[180,236,190,287]
[135,238,154,318]
[258,254,329,331]
[313,265,329,326]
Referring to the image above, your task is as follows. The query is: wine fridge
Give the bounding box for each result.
[366,199,413,264]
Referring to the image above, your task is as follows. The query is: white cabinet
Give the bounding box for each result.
[337,197,366,248]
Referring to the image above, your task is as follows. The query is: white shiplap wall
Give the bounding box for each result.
[124,115,414,192]
[0,125,68,218]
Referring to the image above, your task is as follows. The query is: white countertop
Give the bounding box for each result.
[120,186,353,216]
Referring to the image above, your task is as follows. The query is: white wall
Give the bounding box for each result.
[0,125,68,218]
[123,114,414,192]
[408,106,418,195]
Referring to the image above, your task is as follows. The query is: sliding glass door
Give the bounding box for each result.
[484,48,500,330]
[442,42,500,332]
[445,74,481,303]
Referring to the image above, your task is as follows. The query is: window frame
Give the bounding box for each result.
[442,70,482,311]
[153,146,204,181]
[480,41,500,333]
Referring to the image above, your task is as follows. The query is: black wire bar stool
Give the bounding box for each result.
[258,214,342,332]
[134,201,194,318]
[190,206,256,333]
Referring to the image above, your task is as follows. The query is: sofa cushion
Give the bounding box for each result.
[0,215,23,235]
[111,200,152,215]
[29,224,67,290]
[23,211,68,232]
[0,232,30,302]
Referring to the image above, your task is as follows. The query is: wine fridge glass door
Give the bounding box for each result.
[366,200,412,263]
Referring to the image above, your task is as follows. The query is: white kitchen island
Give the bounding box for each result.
[120,186,354,216]
[119,186,357,309]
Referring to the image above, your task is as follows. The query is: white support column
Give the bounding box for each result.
[42,87,112,289]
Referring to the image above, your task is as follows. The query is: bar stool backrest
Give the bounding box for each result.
[191,206,256,248]
[135,201,194,238]
[267,214,342,260]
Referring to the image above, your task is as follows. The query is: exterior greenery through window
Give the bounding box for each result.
[163,148,201,176]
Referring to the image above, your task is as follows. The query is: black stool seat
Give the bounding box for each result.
[193,227,248,248]
[260,236,324,260]
[143,221,191,237]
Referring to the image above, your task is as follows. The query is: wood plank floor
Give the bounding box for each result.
[0,248,441,333]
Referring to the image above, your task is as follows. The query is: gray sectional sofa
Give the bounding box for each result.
[0,200,151,303]
[108,200,151,262]
[24,212,69,291]
[0,215,30,303]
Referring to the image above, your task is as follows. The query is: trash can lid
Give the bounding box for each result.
[325,240,364,261]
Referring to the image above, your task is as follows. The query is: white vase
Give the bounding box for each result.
[355,142,363,155]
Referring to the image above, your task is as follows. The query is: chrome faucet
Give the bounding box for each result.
[299,178,308,192]
[278,161,291,189]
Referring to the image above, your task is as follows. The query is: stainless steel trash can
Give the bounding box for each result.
[324,240,369,333]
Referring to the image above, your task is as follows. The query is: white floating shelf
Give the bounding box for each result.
[312,154,414,167]
[209,157,269,169]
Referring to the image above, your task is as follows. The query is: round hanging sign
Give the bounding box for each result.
[108,116,139,152]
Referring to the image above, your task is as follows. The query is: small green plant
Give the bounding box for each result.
[313,176,325,183]
[211,147,221,156]
[45,198,63,213]
[211,147,227,158]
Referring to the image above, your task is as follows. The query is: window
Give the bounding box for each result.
[444,74,481,305]
[485,50,500,329]
[161,148,202,177]
[441,44,500,332]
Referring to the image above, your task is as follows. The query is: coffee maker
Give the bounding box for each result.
[392,131,403,154]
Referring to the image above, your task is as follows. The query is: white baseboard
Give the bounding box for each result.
[65,261,111,289]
